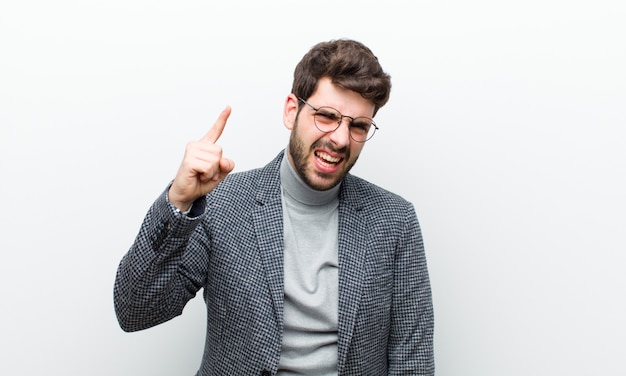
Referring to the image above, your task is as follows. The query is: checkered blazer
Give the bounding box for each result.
[114,150,434,375]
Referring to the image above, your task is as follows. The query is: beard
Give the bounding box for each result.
[287,118,358,191]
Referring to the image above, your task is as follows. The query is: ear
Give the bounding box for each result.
[283,94,299,131]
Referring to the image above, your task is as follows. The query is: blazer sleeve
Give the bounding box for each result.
[113,187,209,332]
[388,203,435,375]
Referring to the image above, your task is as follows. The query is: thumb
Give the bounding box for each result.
[220,158,235,174]
[211,158,235,181]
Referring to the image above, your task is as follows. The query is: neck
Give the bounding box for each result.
[280,153,340,206]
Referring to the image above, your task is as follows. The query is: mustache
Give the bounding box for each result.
[311,140,348,155]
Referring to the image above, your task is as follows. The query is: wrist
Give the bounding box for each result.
[167,189,193,213]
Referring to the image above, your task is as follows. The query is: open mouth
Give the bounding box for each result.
[315,151,342,168]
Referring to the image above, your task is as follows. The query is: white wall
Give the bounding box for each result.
[1,1,624,375]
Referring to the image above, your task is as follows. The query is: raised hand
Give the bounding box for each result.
[168,106,235,211]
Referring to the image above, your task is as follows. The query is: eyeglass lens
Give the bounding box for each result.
[313,107,376,142]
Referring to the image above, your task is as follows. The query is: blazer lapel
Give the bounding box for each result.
[253,153,286,329]
[253,195,285,329]
[337,177,368,374]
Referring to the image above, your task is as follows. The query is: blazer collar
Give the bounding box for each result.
[254,149,368,210]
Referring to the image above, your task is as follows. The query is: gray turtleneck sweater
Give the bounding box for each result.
[277,155,340,376]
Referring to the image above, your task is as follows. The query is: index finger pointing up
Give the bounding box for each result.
[201,106,232,143]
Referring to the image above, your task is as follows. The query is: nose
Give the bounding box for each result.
[328,117,352,146]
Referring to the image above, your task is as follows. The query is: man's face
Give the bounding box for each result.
[284,77,375,191]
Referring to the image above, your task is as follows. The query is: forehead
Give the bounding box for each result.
[310,77,375,117]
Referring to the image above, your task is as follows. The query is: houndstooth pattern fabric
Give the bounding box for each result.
[114,150,434,375]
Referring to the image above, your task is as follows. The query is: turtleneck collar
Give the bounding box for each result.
[280,150,341,206]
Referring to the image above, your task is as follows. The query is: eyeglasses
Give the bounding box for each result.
[298,97,378,142]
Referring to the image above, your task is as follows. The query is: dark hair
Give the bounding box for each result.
[291,39,391,116]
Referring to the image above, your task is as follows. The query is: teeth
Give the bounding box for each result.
[317,152,340,163]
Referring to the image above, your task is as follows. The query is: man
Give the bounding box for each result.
[114,39,434,375]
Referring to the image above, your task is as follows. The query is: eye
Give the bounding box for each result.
[315,108,341,123]
[350,119,372,132]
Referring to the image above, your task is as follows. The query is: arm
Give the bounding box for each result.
[113,190,208,331]
[388,205,435,375]
[114,107,235,332]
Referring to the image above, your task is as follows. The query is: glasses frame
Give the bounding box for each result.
[297,97,378,142]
